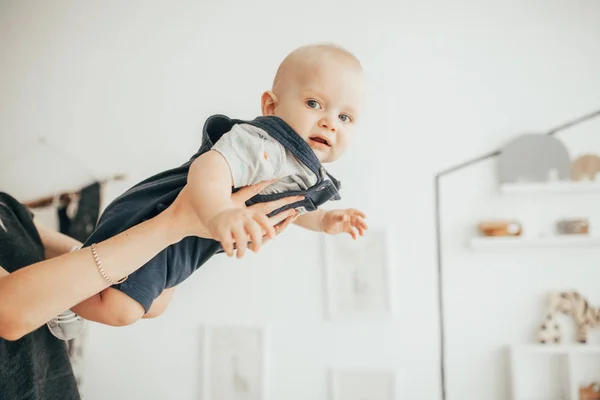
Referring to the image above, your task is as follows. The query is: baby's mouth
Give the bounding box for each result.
[310,136,331,147]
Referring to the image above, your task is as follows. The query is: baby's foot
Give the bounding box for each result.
[47,310,86,341]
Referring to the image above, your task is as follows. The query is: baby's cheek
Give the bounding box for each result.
[336,138,350,156]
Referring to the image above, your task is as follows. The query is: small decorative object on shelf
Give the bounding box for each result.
[557,218,590,235]
[538,291,600,344]
[580,383,600,400]
[497,133,571,184]
[478,220,522,237]
[571,154,600,181]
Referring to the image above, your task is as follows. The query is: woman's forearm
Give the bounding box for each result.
[34,219,82,259]
[0,212,182,341]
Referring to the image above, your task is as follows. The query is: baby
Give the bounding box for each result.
[71,43,368,326]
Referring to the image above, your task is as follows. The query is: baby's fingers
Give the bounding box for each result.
[246,219,265,253]
[255,213,276,240]
[348,208,367,219]
[354,219,368,236]
[232,225,248,259]
[263,211,296,246]
[220,232,235,257]
[347,226,359,240]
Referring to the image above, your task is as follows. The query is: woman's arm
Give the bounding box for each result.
[0,181,301,340]
[0,210,182,341]
[34,219,82,259]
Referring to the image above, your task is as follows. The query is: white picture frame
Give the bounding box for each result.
[200,324,268,400]
[329,368,396,400]
[322,229,393,319]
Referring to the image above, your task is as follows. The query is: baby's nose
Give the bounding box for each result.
[319,117,337,132]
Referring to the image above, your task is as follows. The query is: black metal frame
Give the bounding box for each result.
[433,108,600,400]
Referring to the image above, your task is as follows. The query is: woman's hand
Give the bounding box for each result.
[166,180,302,243]
[235,180,303,245]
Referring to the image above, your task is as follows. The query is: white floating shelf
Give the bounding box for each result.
[509,344,600,354]
[469,235,600,249]
[499,180,600,195]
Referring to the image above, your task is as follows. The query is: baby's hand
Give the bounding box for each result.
[322,208,368,239]
[207,208,276,258]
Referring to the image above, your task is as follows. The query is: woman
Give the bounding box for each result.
[0,180,299,400]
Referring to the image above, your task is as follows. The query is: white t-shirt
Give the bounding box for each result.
[211,123,318,195]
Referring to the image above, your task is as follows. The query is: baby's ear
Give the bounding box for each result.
[261,91,278,116]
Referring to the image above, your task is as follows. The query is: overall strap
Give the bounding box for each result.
[200,114,341,191]
[247,116,323,179]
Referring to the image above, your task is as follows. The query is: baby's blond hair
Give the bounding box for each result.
[272,43,362,94]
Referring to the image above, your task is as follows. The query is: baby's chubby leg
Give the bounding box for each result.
[71,287,145,327]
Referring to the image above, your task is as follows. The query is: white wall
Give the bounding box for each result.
[1,1,600,399]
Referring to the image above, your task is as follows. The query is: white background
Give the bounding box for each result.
[1,1,600,399]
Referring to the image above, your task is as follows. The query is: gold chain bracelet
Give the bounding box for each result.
[90,243,128,285]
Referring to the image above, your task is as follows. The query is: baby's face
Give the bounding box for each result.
[266,59,365,163]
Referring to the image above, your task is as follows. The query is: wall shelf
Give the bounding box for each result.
[510,344,600,355]
[469,235,600,249]
[499,180,600,195]
[508,344,600,400]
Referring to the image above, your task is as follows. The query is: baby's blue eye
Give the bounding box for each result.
[307,100,321,109]
[339,114,351,123]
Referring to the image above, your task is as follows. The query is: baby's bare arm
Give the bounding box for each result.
[187,150,237,226]
[293,209,326,232]
[71,288,145,327]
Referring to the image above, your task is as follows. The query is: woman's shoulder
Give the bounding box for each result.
[0,191,21,206]
[0,192,35,225]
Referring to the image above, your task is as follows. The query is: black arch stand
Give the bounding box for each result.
[434,108,600,400]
